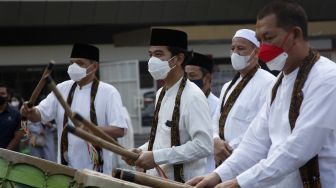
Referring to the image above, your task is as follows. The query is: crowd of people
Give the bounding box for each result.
[0,83,58,162]
[1,0,336,187]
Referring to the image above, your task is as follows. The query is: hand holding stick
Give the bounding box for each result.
[21,60,55,139]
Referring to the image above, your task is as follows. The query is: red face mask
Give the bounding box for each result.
[258,31,292,63]
[258,44,284,63]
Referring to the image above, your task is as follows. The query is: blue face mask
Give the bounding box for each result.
[190,79,203,89]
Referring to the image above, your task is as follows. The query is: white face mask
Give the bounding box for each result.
[67,63,92,82]
[266,52,288,71]
[230,49,255,71]
[148,56,175,80]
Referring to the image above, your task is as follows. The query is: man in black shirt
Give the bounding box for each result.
[0,83,23,151]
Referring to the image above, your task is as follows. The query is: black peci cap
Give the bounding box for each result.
[150,28,188,50]
[70,43,99,62]
[187,52,213,73]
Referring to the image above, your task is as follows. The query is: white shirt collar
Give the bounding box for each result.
[283,68,299,81]
[78,81,94,90]
[165,76,184,97]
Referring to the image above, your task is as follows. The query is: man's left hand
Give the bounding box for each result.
[135,151,156,169]
[214,178,239,188]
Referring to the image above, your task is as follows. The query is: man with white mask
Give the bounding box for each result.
[212,29,275,166]
[21,43,127,174]
[187,0,336,187]
[122,28,213,182]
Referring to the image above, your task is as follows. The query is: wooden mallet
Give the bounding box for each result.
[27,60,55,108]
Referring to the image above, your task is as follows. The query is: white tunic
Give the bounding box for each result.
[139,78,213,181]
[212,68,275,149]
[214,56,336,188]
[208,92,219,118]
[37,80,127,174]
[207,92,219,173]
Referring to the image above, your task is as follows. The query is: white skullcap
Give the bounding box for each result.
[233,29,260,47]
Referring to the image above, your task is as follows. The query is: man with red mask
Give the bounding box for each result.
[187,0,336,188]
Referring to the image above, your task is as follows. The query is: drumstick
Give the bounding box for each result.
[46,76,73,118]
[21,61,55,138]
[72,112,122,148]
[27,60,55,108]
[113,168,192,188]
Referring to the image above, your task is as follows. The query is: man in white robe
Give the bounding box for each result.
[212,29,275,164]
[187,1,336,187]
[185,52,219,173]
[21,43,127,174]
[123,28,213,182]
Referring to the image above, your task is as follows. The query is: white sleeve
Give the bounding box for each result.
[106,89,127,129]
[153,95,213,165]
[237,81,336,188]
[214,102,272,182]
[36,88,58,123]
[227,134,244,150]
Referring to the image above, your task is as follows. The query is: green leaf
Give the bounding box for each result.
[0,158,8,179]
[7,164,45,188]
[46,174,73,188]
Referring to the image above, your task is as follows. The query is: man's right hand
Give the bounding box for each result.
[214,138,232,164]
[186,172,222,188]
[20,101,40,122]
[122,148,142,166]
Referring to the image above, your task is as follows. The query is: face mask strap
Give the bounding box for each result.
[85,63,95,76]
[167,55,177,69]
[280,30,292,48]
[244,48,257,65]
[168,55,176,62]
[249,48,257,58]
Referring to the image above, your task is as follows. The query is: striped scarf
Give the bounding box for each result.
[218,67,258,140]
